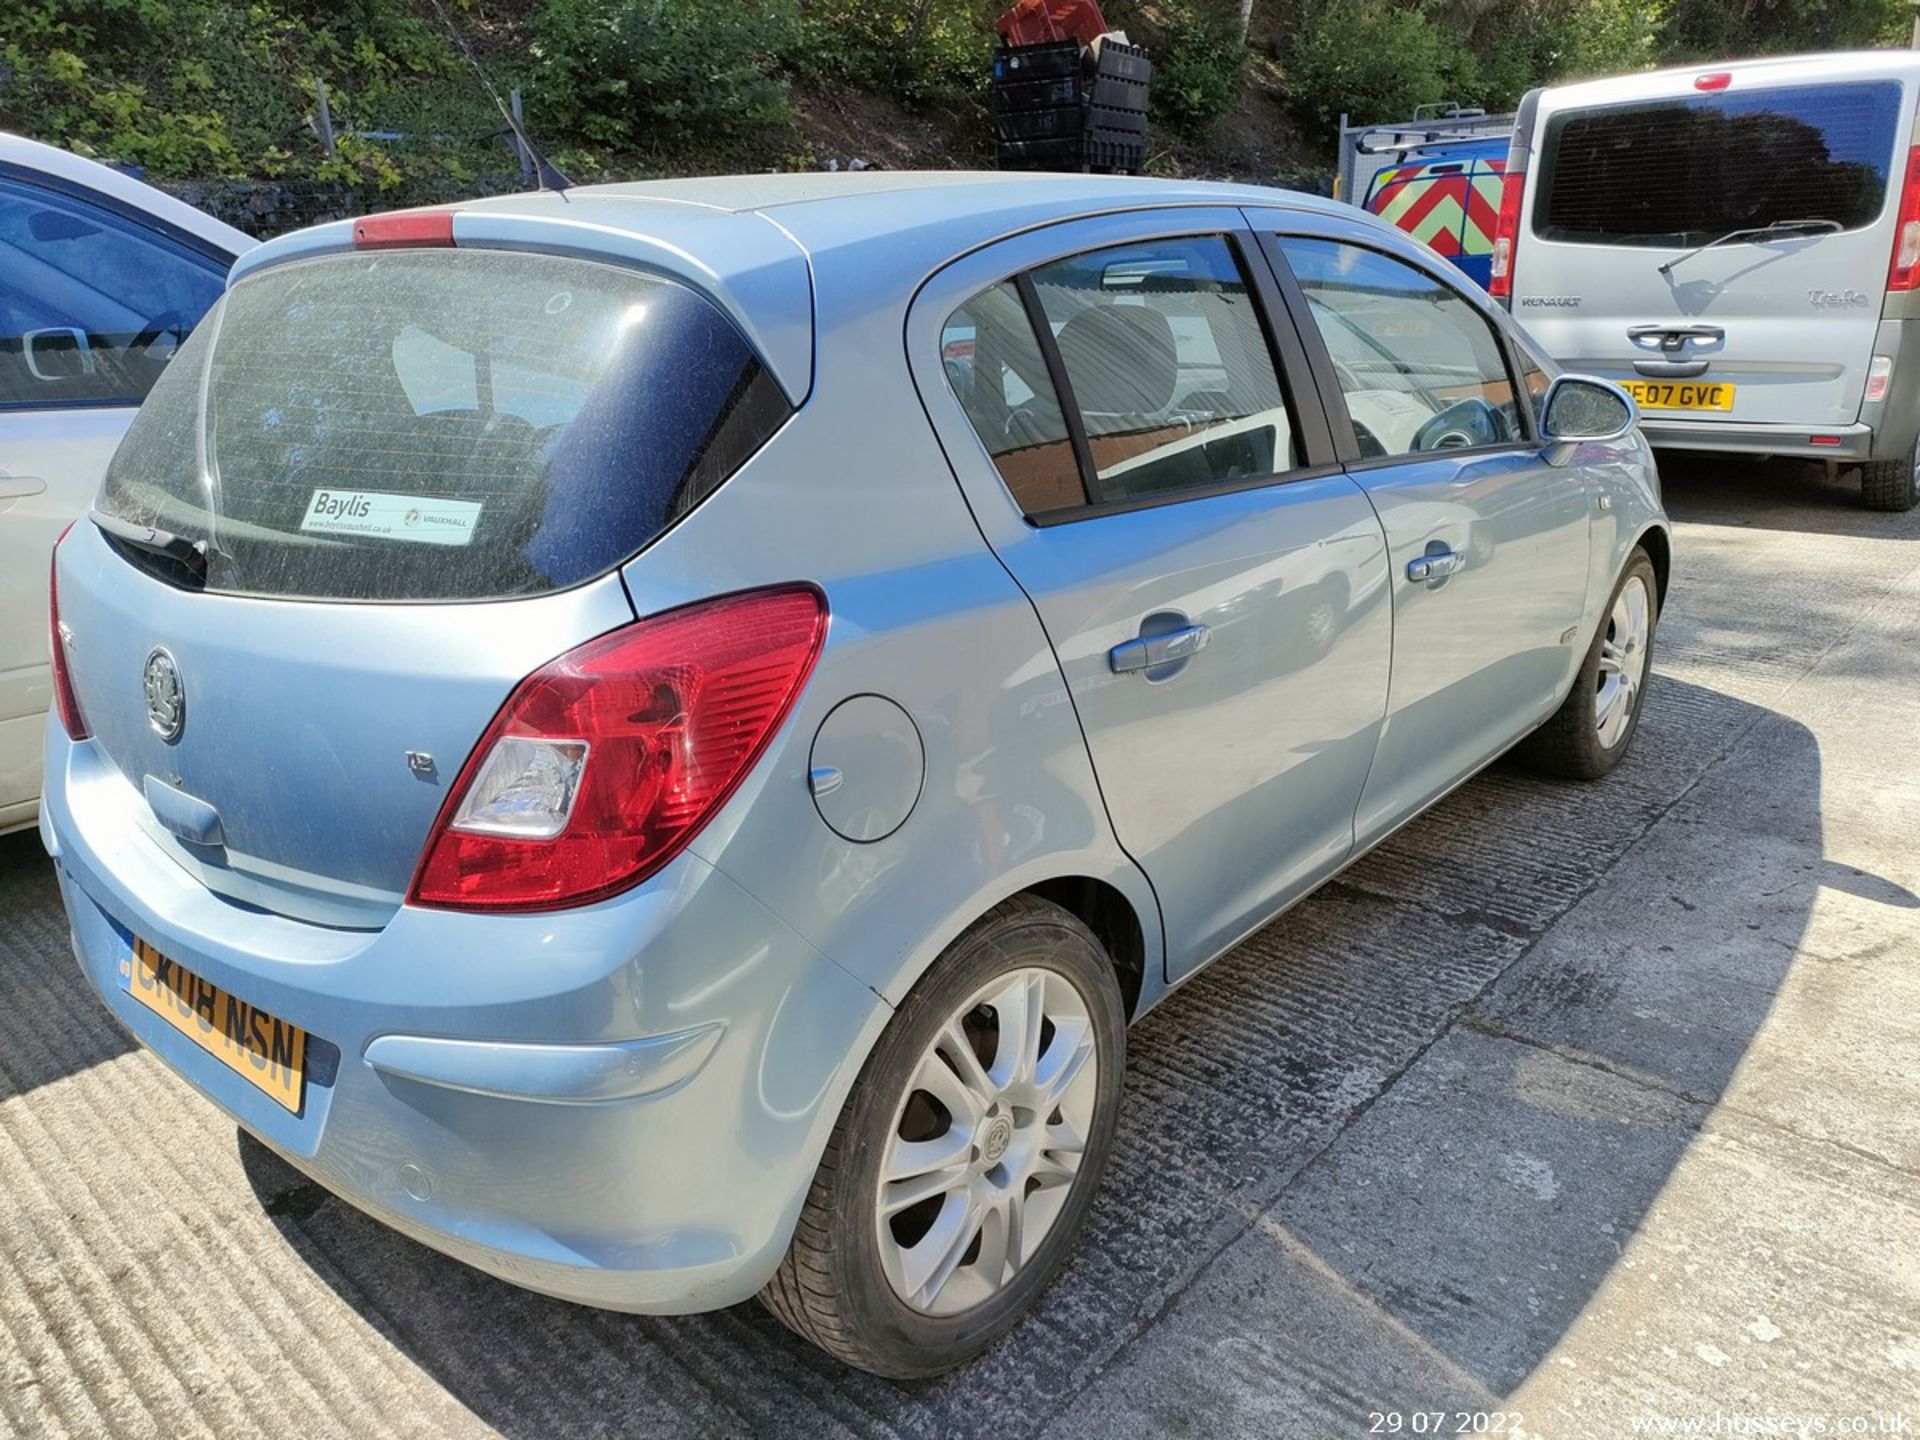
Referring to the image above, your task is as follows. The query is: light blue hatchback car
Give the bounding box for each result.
[42,173,1668,1378]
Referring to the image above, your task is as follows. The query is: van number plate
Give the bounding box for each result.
[1621,380,1735,412]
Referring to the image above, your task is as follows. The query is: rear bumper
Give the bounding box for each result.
[41,729,888,1314]
[1640,418,1874,460]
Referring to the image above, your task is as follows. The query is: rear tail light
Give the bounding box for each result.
[1488,169,1526,301]
[49,522,89,741]
[1694,72,1733,92]
[409,586,827,912]
[1866,355,1894,403]
[1888,148,1920,292]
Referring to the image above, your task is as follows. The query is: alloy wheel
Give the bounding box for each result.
[875,967,1100,1316]
[1594,573,1653,749]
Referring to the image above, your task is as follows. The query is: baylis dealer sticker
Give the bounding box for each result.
[300,489,483,547]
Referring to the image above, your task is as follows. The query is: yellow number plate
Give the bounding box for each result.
[125,938,307,1113]
[1621,379,1735,412]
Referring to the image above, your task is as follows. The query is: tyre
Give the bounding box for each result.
[1858,445,1919,512]
[759,895,1126,1378]
[1513,547,1659,781]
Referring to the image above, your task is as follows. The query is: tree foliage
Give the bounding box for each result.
[0,0,1913,180]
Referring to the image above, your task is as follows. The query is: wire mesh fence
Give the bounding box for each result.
[150,174,533,241]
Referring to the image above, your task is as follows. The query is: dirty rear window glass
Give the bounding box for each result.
[1536,82,1902,247]
[98,248,792,601]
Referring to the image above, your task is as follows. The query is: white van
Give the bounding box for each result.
[1491,51,1920,511]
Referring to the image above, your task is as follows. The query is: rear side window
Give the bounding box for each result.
[1536,81,1902,247]
[99,248,791,601]
[1026,235,1299,505]
[942,280,1085,514]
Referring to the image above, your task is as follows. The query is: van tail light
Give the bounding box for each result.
[1488,169,1525,301]
[1888,147,1920,292]
[49,522,89,741]
[1866,355,1894,403]
[409,586,827,912]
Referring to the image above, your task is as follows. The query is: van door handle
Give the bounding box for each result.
[1110,622,1210,675]
[1408,549,1465,582]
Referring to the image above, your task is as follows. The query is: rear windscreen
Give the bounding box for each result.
[98,248,792,601]
[1535,81,1903,247]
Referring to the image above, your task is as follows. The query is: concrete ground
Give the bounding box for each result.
[2,457,1917,1439]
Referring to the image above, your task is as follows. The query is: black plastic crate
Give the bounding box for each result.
[997,132,1144,175]
[991,41,1082,83]
[1087,102,1148,136]
[1091,39,1152,85]
[992,75,1083,112]
[995,105,1088,142]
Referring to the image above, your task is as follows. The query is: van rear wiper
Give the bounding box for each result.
[1658,218,1842,276]
[91,509,209,585]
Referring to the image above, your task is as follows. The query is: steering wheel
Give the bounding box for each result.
[1331,358,1366,396]
[1411,397,1504,454]
[128,309,190,361]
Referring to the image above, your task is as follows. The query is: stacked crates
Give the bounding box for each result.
[992,38,1151,174]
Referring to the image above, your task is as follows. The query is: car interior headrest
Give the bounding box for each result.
[1056,305,1178,416]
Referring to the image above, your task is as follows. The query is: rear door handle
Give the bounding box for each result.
[1407,549,1465,582]
[0,474,46,500]
[1110,622,1210,675]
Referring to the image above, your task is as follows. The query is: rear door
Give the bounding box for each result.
[1513,70,1910,428]
[912,210,1393,980]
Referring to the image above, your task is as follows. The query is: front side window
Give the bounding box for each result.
[0,177,227,408]
[1536,82,1901,247]
[99,248,792,601]
[1278,238,1523,460]
[1027,235,1299,504]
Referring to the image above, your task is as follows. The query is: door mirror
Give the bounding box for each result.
[1539,375,1637,466]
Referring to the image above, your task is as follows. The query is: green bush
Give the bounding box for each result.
[1148,1,1250,138]
[1287,0,1458,129]
[531,0,798,151]
[790,0,997,105]
[0,0,513,185]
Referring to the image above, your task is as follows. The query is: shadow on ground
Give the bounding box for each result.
[1657,453,1918,540]
[0,828,136,1103]
[232,675,1850,1439]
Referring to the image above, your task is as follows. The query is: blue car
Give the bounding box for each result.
[43,173,1666,1377]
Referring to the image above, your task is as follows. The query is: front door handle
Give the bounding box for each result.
[1110,622,1210,675]
[1407,549,1465,582]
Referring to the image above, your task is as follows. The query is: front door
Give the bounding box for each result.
[1259,221,1592,845]
[914,212,1393,979]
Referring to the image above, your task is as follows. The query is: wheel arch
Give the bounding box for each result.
[1636,522,1672,610]
[1019,875,1150,1022]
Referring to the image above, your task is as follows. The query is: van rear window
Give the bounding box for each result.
[98,248,792,601]
[1535,81,1902,247]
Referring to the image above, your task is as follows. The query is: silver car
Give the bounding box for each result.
[42,173,1668,1378]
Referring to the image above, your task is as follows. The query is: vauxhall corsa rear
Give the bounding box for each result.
[1492,51,1920,510]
